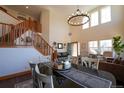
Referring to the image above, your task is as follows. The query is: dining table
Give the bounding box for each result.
[38,62,116,88]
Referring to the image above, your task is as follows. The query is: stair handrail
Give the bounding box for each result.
[0,18,57,61]
[35,33,58,61]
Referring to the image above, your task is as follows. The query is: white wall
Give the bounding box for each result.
[40,7,71,52]
[40,9,49,42]
[0,48,44,77]
[70,5,124,56]
[49,8,71,52]
[1,6,38,23]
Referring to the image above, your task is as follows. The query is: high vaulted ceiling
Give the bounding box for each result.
[5,5,99,20]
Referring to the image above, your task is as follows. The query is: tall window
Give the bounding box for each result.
[82,17,89,29]
[99,39,112,54]
[88,41,98,54]
[101,6,111,24]
[88,39,112,55]
[91,11,99,27]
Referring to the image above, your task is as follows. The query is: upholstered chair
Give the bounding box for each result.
[103,51,113,58]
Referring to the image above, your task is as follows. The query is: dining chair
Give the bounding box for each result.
[103,51,113,62]
[35,64,54,88]
[81,57,99,69]
[81,57,89,67]
[103,51,113,58]
[91,59,100,70]
[29,62,38,88]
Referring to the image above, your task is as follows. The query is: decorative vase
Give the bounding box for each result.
[63,60,71,69]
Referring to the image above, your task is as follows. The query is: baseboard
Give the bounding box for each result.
[0,70,31,81]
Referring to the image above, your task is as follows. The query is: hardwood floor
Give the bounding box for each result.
[0,74,31,88]
[0,74,82,88]
[0,74,124,88]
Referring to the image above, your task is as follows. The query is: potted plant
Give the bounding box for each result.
[113,35,124,64]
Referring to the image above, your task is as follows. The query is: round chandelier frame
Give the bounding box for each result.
[67,9,90,26]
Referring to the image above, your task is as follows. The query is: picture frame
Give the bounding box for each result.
[58,43,63,49]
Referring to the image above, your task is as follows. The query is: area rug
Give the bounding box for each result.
[14,79,33,88]
[57,68,112,88]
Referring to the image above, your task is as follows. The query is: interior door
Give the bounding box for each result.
[67,42,80,57]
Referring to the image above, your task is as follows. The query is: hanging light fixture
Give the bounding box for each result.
[67,6,90,26]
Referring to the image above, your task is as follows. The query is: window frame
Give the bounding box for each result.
[88,39,112,55]
[82,18,90,30]
[99,39,113,54]
[100,6,111,24]
[90,11,99,27]
[82,6,111,30]
[88,41,98,54]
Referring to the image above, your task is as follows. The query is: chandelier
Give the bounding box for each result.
[67,8,90,26]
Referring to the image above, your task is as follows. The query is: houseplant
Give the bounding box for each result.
[113,35,124,63]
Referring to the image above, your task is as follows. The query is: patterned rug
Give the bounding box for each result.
[57,68,112,88]
[15,79,33,88]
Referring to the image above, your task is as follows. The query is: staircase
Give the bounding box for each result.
[0,9,57,62]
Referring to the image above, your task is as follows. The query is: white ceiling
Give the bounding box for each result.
[5,5,99,20]
[5,5,42,20]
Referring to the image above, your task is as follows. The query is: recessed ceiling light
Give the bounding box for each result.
[26,6,29,9]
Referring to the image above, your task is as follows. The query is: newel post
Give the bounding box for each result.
[52,50,58,62]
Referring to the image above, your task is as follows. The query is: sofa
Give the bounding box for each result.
[99,61,124,83]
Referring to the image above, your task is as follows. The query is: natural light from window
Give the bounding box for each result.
[88,39,112,55]
[72,43,80,57]
[88,41,98,54]
[82,6,111,30]
[82,17,89,29]
[99,39,112,54]
[91,11,98,27]
[101,6,111,24]
[72,43,77,57]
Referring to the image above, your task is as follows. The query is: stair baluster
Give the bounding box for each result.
[0,18,57,61]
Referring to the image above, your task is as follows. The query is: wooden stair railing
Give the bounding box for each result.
[34,33,57,61]
[0,23,13,46]
[0,18,41,46]
[0,18,57,61]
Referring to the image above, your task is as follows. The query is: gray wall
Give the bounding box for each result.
[0,48,43,77]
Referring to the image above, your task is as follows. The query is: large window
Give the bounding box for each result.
[101,6,111,24]
[99,39,112,54]
[82,17,89,29]
[91,11,99,27]
[88,39,112,54]
[82,6,111,30]
[88,41,98,54]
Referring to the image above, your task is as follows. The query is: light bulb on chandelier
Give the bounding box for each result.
[67,6,90,26]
